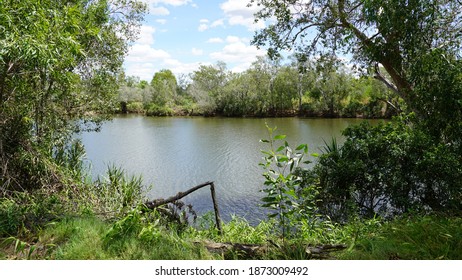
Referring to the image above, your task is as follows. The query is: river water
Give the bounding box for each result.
[80,115,371,224]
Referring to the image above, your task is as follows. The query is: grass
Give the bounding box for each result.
[338,215,462,260]
[2,165,461,260]
[13,215,215,260]
[2,208,462,260]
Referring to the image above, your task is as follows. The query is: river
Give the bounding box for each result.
[80,115,373,224]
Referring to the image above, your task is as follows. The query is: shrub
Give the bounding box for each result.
[314,120,462,221]
[145,103,174,116]
[259,124,319,239]
[126,102,145,113]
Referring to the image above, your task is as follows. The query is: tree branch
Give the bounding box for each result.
[144,181,222,234]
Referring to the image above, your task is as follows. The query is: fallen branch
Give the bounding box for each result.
[305,244,347,259]
[196,241,267,259]
[144,181,222,234]
[198,241,347,259]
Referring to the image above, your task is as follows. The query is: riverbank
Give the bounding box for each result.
[1,152,460,260]
[2,206,461,260]
[116,102,395,119]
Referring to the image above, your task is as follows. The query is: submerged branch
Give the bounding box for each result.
[144,181,222,234]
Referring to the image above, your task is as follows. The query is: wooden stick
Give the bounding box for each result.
[210,182,222,234]
[144,181,223,234]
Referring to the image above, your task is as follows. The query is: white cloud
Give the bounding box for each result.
[211,19,225,28]
[151,6,170,15]
[142,0,193,14]
[125,44,171,80]
[145,0,192,6]
[191,48,203,56]
[197,18,224,32]
[136,25,156,45]
[125,62,156,81]
[225,36,241,44]
[207,37,224,43]
[156,19,167,25]
[198,24,209,32]
[125,44,202,79]
[126,44,171,63]
[209,36,266,71]
[220,0,265,30]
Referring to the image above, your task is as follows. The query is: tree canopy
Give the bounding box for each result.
[0,0,146,191]
[251,0,462,115]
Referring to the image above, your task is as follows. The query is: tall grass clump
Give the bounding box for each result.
[338,215,462,260]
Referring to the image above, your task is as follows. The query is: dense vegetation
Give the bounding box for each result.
[117,56,399,118]
[1,0,462,260]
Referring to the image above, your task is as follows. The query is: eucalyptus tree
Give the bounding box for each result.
[188,62,229,114]
[219,72,255,116]
[250,0,462,117]
[150,69,178,106]
[290,53,317,113]
[272,66,299,113]
[119,75,144,103]
[310,56,352,116]
[0,0,147,191]
[246,56,276,115]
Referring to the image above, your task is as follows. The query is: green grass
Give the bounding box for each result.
[2,211,462,260]
[36,215,215,260]
[2,165,461,260]
[337,215,462,260]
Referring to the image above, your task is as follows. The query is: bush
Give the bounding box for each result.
[313,120,462,221]
[145,103,174,116]
[126,102,145,113]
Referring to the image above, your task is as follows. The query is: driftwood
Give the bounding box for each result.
[197,241,268,258]
[198,241,347,259]
[144,181,222,234]
[305,244,347,259]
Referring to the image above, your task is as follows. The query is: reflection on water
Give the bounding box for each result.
[80,115,376,224]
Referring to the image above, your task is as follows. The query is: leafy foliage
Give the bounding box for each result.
[259,124,318,238]
[250,0,461,115]
[119,57,396,118]
[0,0,147,192]
[314,121,462,221]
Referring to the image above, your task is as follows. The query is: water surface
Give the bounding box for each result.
[81,116,373,223]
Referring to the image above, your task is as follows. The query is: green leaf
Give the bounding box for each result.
[261,196,276,202]
[295,144,307,151]
[278,155,289,162]
[276,146,285,152]
[274,134,286,140]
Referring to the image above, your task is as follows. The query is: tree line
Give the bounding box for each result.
[117,55,400,118]
[251,0,462,223]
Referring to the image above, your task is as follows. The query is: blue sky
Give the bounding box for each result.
[124,0,268,81]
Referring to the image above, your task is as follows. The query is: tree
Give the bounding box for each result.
[188,62,229,114]
[250,0,462,117]
[150,69,178,106]
[309,55,351,117]
[272,66,298,113]
[0,0,146,191]
[220,72,254,116]
[246,56,277,115]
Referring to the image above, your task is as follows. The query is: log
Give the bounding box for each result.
[305,244,347,259]
[197,240,347,259]
[144,181,223,234]
[196,241,267,258]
